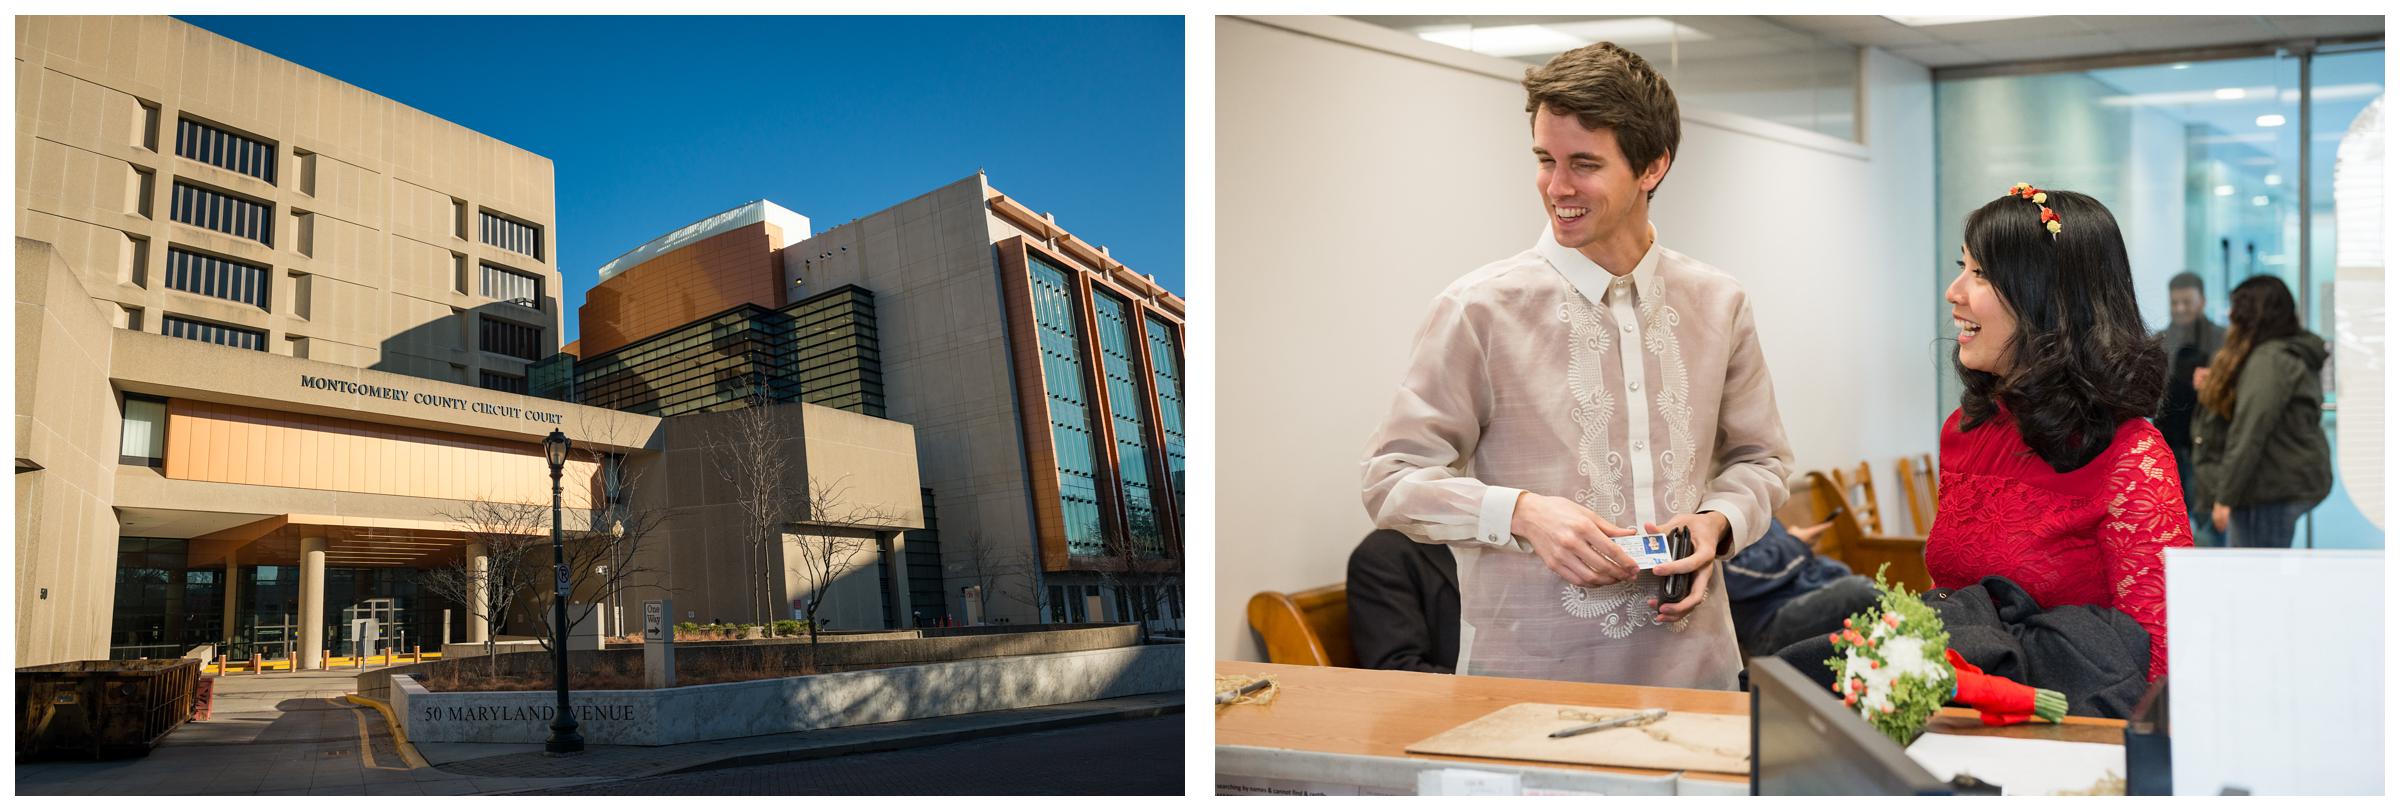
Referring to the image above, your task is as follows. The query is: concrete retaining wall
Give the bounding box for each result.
[395,643,1180,745]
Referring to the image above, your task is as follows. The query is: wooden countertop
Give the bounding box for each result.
[1214,660,2127,784]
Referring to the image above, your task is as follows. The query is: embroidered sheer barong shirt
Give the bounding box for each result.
[1363,226,1793,690]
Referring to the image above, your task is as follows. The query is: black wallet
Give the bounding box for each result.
[1659,526,1695,603]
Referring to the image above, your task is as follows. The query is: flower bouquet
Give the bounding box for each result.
[1825,570,2069,745]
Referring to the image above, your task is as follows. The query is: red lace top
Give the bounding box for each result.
[1927,408,2192,683]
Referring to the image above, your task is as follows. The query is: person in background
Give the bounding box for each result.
[2192,276,2331,549]
[2156,271,2226,546]
[1347,530,1459,673]
[1722,518,1879,657]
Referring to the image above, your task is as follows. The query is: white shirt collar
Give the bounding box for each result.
[1536,222,1661,306]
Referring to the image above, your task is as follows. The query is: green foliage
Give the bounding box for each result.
[770,619,808,636]
[1823,565,1958,746]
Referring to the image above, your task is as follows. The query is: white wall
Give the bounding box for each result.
[1215,17,1940,661]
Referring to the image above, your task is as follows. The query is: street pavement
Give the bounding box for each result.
[522,715,1185,795]
[15,669,1183,796]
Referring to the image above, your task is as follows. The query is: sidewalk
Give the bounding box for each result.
[14,670,604,796]
[429,691,1185,784]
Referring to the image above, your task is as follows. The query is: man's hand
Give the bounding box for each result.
[1510,492,1640,588]
[2193,366,2211,389]
[2212,502,2231,533]
[1645,511,1732,623]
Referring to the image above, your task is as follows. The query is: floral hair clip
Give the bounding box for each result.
[2008,182,2062,236]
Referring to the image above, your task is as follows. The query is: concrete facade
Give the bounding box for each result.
[563,174,1188,629]
[17,16,562,389]
[13,18,930,665]
[788,176,1185,625]
[16,240,126,663]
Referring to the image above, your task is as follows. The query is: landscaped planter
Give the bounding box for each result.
[392,643,1179,746]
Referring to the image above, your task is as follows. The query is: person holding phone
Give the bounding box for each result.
[1361,42,1791,690]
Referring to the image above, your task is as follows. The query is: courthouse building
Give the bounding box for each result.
[533,176,1188,629]
[14,16,922,667]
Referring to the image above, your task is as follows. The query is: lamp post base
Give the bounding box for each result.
[545,722,584,755]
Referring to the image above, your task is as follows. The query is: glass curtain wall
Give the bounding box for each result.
[1936,45,2385,549]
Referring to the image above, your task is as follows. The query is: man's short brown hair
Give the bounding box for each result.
[1523,42,1681,200]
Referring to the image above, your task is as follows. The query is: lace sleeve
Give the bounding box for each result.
[2101,432,2194,683]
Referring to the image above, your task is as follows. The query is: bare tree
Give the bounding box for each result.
[714,398,794,628]
[952,531,1039,625]
[530,442,668,653]
[786,473,898,646]
[416,499,545,679]
[1089,509,1180,644]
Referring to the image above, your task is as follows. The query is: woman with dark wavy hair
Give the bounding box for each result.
[2191,276,2330,548]
[1931,185,2193,683]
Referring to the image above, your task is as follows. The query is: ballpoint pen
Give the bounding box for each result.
[1549,708,1666,738]
[1215,677,1273,705]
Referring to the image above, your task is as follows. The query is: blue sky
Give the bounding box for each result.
[181,15,1187,344]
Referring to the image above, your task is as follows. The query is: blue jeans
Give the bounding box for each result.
[2228,501,2313,549]
[2174,451,2225,547]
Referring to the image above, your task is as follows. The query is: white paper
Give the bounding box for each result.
[1904,733,2126,795]
[1417,767,1524,796]
[2167,549,2385,795]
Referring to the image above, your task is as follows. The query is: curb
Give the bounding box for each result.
[345,694,432,770]
[660,699,1186,776]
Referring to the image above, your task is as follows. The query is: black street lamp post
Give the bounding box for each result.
[543,428,583,755]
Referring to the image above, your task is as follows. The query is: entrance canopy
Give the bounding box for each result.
[149,511,539,570]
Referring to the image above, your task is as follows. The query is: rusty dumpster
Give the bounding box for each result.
[16,659,201,760]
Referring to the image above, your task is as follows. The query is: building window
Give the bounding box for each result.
[110,538,225,660]
[478,370,528,395]
[784,285,885,417]
[478,315,543,360]
[165,247,270,310]
[481,263,542,310]
[120,396,167,467]
[175,117,276,184]
[161,314,265,351]
[480,210,543,259]
[1094,291,1167,558]
[170,181,273,244]
[1028,257,1106,558]
[1145,315,1185,529]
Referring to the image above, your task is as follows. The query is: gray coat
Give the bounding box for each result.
[2192,332,2332,509]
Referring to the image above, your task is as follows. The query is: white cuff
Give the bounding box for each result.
[1698,498,1753,557]
[1478,486,1524,548]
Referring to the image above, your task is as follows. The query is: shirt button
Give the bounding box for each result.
[1622,323,1634,334]
[1634,440,1647,451]
[1629,380,1641,391]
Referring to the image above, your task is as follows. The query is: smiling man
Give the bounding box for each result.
[1361,42,1792,689]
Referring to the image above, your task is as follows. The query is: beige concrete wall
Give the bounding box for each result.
[109,329,657,450]
[16,16,560,388]
[774,176,1098,624]
[614,403,923,629]
[14,239,124,665]
[780,528,886,632]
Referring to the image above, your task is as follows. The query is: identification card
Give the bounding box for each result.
[1612,533,1676,570]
